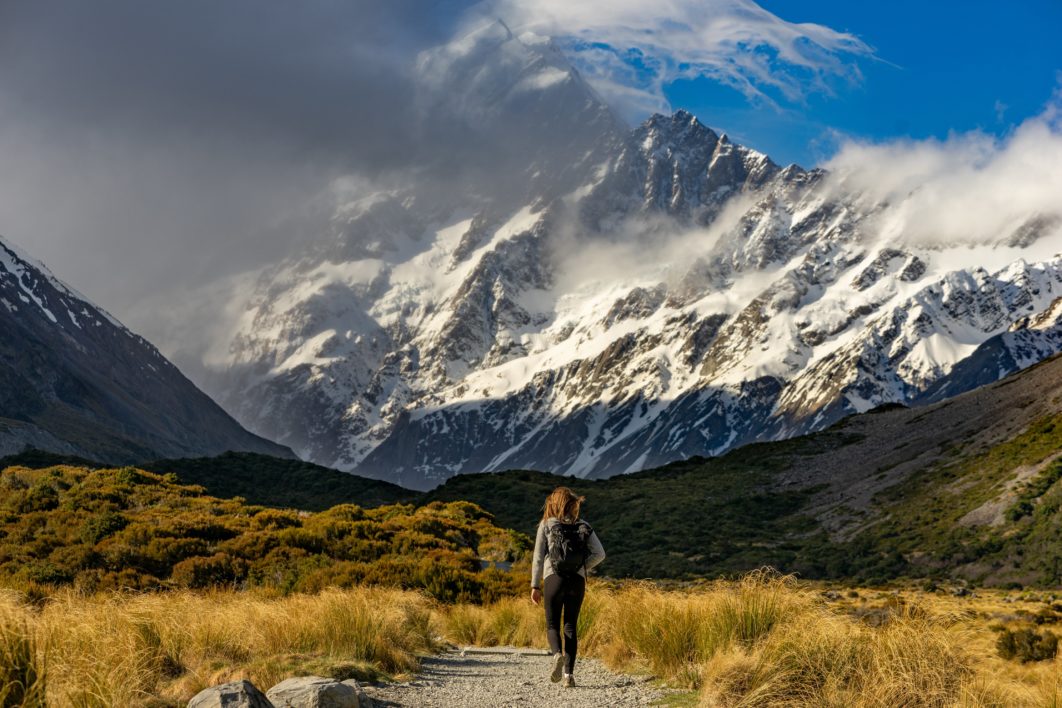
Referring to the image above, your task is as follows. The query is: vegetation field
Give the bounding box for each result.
[9,377,1062,590]
[142,452,417,511]
[2,428,1062,705]
[1,573,1060,706]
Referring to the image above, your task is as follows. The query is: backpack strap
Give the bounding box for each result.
[579,520,590,575]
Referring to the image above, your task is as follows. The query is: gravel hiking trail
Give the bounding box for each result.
[362,647,675,707]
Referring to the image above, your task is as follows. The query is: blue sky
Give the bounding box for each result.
[664,0,1062,166]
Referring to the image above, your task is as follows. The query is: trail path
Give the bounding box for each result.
[362,647,674,707]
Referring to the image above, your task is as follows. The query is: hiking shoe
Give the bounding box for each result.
[550,653,565,683]
[563,673,575,688]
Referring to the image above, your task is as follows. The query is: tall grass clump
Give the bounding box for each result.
[0,586,438,705]
[0,613,45,708]
[710,611,978,707]
[713,569,798,648]
[573,570,809,689]
[592,584,718,687]
[440,597,541,647]
[448,571,1004,707]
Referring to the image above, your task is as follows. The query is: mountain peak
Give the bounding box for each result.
[485,18,514,41]
[672,108,697,123]
[411,19,625,201]
[451,18,515,51]
[638,110,721,153]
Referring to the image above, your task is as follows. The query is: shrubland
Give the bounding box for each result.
[0,463,527,601]
[427,412,1062,586]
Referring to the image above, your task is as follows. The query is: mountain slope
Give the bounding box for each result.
[427,352,1062,586]
[0,236,294,462]
[181,24,1062,489]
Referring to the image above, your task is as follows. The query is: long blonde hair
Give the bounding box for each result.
[542,486,585,522]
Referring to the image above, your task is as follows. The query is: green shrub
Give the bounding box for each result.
[171,553,248,589]
[17,561,72,586]
[80,511,127,544]
[996,627,1059,662]
[12,484,58,514]
[252,509,302,530]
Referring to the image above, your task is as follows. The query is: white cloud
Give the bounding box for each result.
[823,90,1062,248]
[472,0,874,121]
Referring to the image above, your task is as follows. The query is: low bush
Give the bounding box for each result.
[996,627,1059,663]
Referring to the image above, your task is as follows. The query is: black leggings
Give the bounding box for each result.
[543,574,585,673]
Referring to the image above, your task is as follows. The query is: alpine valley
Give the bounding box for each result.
[168,20,1062,490]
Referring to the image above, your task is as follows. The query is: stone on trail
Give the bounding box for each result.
[187,680,274,708]
[266,676,365,708]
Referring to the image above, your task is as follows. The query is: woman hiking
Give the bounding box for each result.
[530,486,606,687]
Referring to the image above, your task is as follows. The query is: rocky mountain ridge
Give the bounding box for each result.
[187,24,1062,489]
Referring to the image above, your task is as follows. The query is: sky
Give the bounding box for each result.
[674,0,1062,164]
[0,0,1060,326]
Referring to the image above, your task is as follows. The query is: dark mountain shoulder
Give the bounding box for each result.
[0,236,293,463]
[141,451,417,510]
[4,449,418,511]
[0,448,108,470]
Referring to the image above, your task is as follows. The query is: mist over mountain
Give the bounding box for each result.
[150,23,1062,489]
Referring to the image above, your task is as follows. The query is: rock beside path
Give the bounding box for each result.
[187,680,273,708]
[266,675,365,707]
[363,648,671,707]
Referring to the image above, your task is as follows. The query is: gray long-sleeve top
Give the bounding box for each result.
[531,517,606,589]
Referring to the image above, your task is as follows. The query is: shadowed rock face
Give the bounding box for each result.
[0,237,293,463]
[191,26,1062,490]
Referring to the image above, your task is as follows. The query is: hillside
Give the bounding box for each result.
[0,236,293,463]
[0,449,415,512]
[428,353,1062,586]
[0,462,526,601]
[6,354,1062,587]
[143,451,417,510]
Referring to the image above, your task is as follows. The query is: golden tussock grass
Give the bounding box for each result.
[0,586,437,706]
[438,570,1062,707]
[2,571,1060,706]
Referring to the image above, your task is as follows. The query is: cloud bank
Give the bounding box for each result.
[0,1,474,311]
[476,0,875,121]
[0,0,874,323]
[823,88,1062,248]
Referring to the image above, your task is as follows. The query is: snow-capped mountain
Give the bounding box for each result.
[192,23,1062,489]
[0,236,294,462]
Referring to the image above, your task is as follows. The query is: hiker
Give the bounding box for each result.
[531,486,606,688]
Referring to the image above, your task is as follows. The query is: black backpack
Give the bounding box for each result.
[546,520,592,577]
